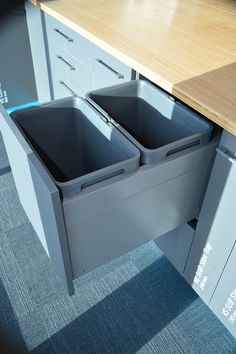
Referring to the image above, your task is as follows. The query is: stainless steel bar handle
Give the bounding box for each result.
[95,58,124,79]
[59,81,76,96]
[57,55,75,71]
[54,28,73,42]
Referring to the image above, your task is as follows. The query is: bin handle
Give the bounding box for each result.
[166,138,201,158]
[81,169,124,191]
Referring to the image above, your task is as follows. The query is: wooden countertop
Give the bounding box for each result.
[31,0,236,135]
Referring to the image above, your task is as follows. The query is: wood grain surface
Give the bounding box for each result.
[30,0,236,134]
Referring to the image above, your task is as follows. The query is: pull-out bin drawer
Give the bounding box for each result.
[0,89,218,294]
[87,80,213,164]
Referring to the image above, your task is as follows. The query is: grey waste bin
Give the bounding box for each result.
[11,96,140,198]
[86,80,213,164]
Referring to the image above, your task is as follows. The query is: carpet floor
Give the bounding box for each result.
[0,140,236,353]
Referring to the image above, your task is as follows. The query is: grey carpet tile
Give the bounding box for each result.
[132,240,167,272]
[136,331,185,354]
[72,246,141,289]
[0,132,10,173]
[15,310,49,352]
[0,172,28,232]
[31,338,57,354]
[72,261,140,315]
[39,297,80,338]
[5,223,67,307]
[0,230,36,319]
[137,326,185,354]
[152,307,233,354]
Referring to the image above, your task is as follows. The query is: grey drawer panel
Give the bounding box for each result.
[184,148,236,304]
[28,154,74,295]
[0,105,48,254]
[48,42,93,96]
[52,78,84,99]
[93,46,132,90]
[64,167,207,278]
[47,42,68,84]
[44,13,93,70]
[0,132,10,172]
[0,102,74,294]
[25,3,51,102]
[210,242,236,338]
[62,137,217,278]
[67,54,94,93]
[155,223,195,275]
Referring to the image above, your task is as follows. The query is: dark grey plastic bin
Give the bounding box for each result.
[11,96,140,198]
[86,80,213,164]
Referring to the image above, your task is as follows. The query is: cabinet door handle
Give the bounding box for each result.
[59,81,76,95]
[95,58,124,79]
[53,28,73,42]
[57,55,75,71]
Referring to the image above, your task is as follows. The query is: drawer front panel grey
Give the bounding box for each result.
[25,3,51,102]
[47,42,68,85]
[47,43,83,99]
[67,53,93,94]
[44,13,93,70]
[0,105,48,254]
[28,154,74,295]
[93,46,132,90]
[52,79,84,100]
[64,162,209,278]
[0,132,10,173]
[48,42,93,97]
[209,242,236,338]
[155,223,195,274]
[184,148,236,304]
[0,103,73,294]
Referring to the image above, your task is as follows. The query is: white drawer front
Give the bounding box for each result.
[93,46,132,90]
[44,13,93,70]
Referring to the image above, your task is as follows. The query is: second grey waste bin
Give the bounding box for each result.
[86,80,213,164]
[11,96,140,198]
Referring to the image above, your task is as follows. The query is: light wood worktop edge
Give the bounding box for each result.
[30,0,236,135]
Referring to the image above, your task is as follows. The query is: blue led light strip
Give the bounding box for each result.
[6,101,39,114]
